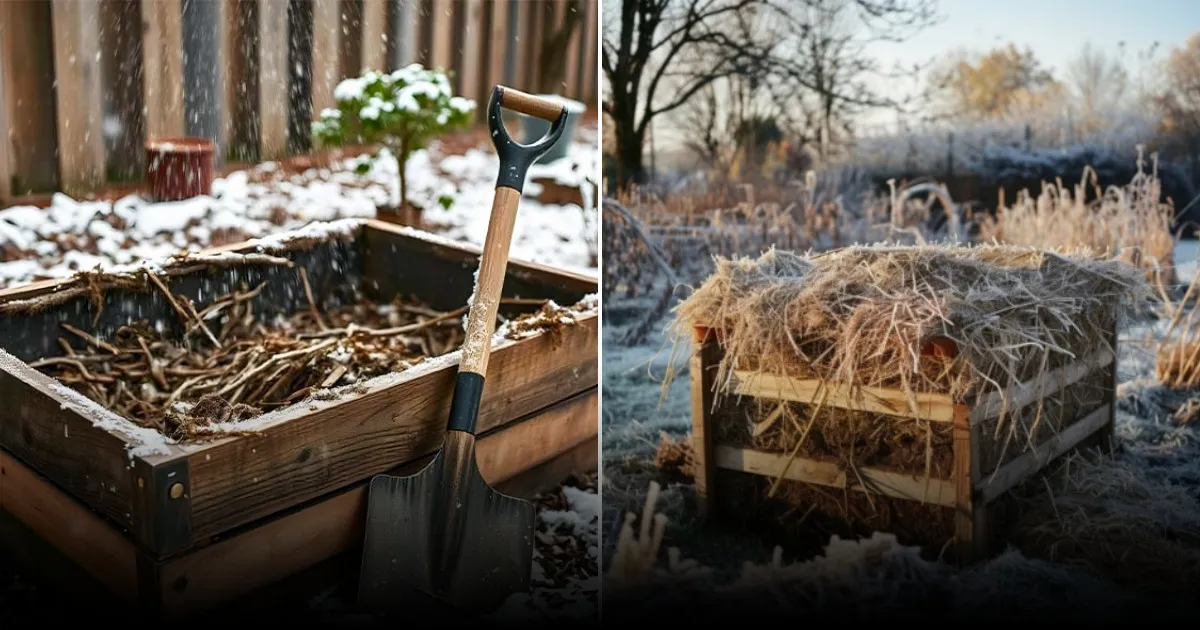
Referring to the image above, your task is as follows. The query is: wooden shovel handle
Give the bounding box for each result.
[458,187,521,377]
[494,86,566,121]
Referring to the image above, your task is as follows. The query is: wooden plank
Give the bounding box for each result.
[458,0,483,99]
[0,349,139,532]
[0,12,9,203]
[1099,323,1118,453]
[731,370,958,423]
[363,219,598,301]
[339,0,363,77]
[977,403,1112,504]
[952,404,985,562]
[388,0,417,68]
[563,0,582,99]
[0,1,58,194]
[156,388,597,617]
[581,0,596,104]
[512,0,531,90]
[50,0,106,194]
[0,449,140,602]
[690,329,718,515]
[177,313,597,542]
[360,0,387,71]
[258,0,290,159]
[973,348,1113,423]
[428,0,453,70]
[485,0,508,97]
[714,446,957,507]
[311,0,342,114]
[140,0,185,140]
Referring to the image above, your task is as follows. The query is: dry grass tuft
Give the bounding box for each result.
[654,432,697,482]
[977,149,1176,283]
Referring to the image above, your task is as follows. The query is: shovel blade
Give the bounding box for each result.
[358,449,535,616]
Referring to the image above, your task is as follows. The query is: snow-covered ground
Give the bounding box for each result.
[600,244,1200,621]
[0,125,598,288]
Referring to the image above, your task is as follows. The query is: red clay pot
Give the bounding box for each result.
[146,137,215,202]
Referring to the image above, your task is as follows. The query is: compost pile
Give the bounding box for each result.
[28,267,584,441]
[669,244,1149,404]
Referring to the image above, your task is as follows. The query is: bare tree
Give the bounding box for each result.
[602,0,937,188]
[1065,41,1130,132]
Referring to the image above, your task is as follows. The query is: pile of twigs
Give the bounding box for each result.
[33,268,548,439]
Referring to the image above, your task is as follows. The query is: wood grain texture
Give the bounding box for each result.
[0,350,136,530]
[973,348,1113,422]
[360,0,387,71]
[0,449,139,602]
[311,0,342,114]
[50,0,106,194]
[732,370,959,422]
[499,86,565,121]
[690,329,718,515]
[182,313,597,542]
[257,0,289,159]
[977,403,1111,504]
[140,0,185,140]
[0,1,59,193]
[714,446,957,506]
[461,187,520,375]
[156,388,596,617]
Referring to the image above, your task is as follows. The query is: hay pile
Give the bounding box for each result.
[669,244,1148,407]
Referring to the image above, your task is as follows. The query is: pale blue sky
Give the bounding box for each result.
[860,0,1200,124]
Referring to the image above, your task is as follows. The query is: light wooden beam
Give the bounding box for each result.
[0,12,9,203]
[258,0,289,159]
[0,1,58,194]
[312,0,342,114]
[457,0,483,100]
[361,0,387,71]
[428,0,453,71]
[486,0,508,96]
[581,0,597,105]
[563,0,582,99]
[731,369,959,423]
[50,0,106,194]
[141,0,184,140]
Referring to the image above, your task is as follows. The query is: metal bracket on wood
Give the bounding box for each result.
[131,457,193,557]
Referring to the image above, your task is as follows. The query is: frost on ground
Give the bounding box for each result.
[0,124,598,287]
[601,260,1200,621]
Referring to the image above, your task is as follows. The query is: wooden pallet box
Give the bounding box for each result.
[688,319,1118,563]
[0,219,598,616]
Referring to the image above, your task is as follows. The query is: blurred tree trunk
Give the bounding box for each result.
[536,0,584,94]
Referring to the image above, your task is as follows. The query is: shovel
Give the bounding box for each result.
[357,86,569,617]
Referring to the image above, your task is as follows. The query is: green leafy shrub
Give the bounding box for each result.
[312,64,475,211]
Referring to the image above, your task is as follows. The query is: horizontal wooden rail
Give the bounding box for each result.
[730,370,959,423]
[976,403,1110,503]
[972,349,1113,424]
[714,445,957,506]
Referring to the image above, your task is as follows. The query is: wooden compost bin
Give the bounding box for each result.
[0,219,598,617]
[688,319,1117,563]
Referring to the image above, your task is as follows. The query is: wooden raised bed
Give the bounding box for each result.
[0,219,598,617]
[689,321,1117,563]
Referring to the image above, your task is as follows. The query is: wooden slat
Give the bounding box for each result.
[156,388,597,617]
[953,404,985,562]
[0,13,9,204]
[485,0,508,101]
[977,403,1112,504]
[458,0,483,100]
[389,0,417,68]
[563,0,582,99]
[579,0,596,103]
[731,370,959,423]
[428,0,454,70]
[258,0,289,159]
[177,313,597,542]
[360,0,387,71]
[0,1,58,194]
[512,0,532,90]
[714,446,956,506]
[140,0,185,140]
[973,348,1113,423]
[50,0,106,194]
[0,349,138,531]
[311,0,342,114]
[690,329,718,515]
[0,449,140,602]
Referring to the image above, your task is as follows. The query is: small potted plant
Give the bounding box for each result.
[312,65,475,227]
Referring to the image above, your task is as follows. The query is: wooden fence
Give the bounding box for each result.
[0,0,599,202]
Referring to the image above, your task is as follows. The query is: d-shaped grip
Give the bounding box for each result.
[488,85,569,193]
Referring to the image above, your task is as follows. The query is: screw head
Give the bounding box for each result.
[169,482,185,499]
